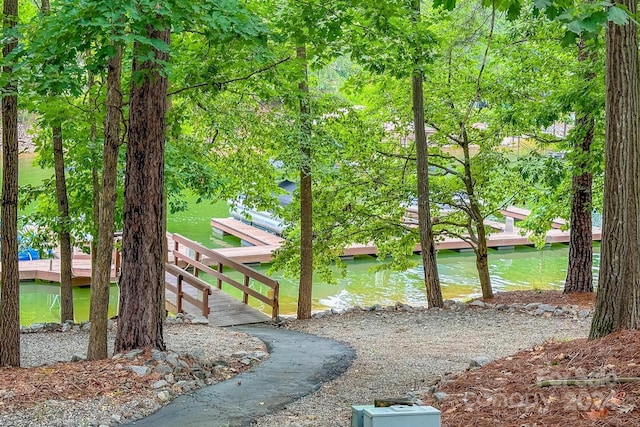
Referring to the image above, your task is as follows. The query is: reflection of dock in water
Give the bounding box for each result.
[211,209,602,265]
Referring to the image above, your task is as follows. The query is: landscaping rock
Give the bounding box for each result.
[469,355,492,369]
[156,390,171,403]
[153,380,169,389]
[469,300,486,308]
[191,316,209,325]
[126,365,151,377]
[125,349,144,359]
[153,364,173,376]
[70,354,85,362]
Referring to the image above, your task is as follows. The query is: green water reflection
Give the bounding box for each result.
[208,244,599,315]
[14,158,600,322]
[19,282,120,325]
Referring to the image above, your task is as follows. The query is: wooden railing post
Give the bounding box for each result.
[202,288,210,316]
[174,239,179,266]
[217,262,223,289]
[194,251,201,278]
[243,275,250,304]
[272,282,279,319]
[177,274,184,314]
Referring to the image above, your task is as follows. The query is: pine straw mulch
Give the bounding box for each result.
[478,290,596,310]
[0,357,157,411]
[422,291,640,426]
[0,349,245,413]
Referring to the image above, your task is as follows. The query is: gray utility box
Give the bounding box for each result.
[352,405,372,427]
[363,405,441,427]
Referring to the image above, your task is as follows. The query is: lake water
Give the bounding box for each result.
[14,156,598,323]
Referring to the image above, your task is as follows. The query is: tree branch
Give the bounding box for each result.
[167,56,292,97]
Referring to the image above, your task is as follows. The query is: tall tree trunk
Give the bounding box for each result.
[88,46,123,360]
[564,40,595,294]
[114,24,169,352]
[564,114,594,293]
[297,45,313,320]
[52,124,74,321]
[0,0,20,367]
[590,0,640,339]
[90,73,100,272]
[412,0,442,308]
[42,0,73,323]
[413,74,443,308]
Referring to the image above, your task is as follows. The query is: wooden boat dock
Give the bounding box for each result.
[211,211,602,264]
[15,254,119,286]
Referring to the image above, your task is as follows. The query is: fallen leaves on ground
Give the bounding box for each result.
[423,291,639,426]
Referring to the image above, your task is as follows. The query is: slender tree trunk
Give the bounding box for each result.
[412,0,442,308]
[413,76,443,308]
[114,24,169,352]
[564,40,595,294]
[461,126,493,299]
[0,0,20,367]
[88,46,123,360]
[86,72,100,269]
[52,124,74,321]
[473,220,492,298]
[564,113,594,293]
[590,0,640,339]
[297,45,313,320]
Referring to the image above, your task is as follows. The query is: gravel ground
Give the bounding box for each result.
[253,308,591,426]
[2,307,591,427]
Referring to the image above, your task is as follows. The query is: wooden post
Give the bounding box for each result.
[194,251,200,278]
[217,262,223,289]
[177,274,183,313]
[272,282,279,320]
[243,275,250,304]
[174,239,179,266]
[203,288,211,316]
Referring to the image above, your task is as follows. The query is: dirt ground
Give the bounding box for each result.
[423,290,640,426]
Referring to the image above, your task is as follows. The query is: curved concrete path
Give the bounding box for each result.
[127,325,355,427]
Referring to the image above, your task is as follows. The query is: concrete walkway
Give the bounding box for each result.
[126,325,356,427]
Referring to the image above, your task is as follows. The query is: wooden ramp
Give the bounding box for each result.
[165,271,271,326]
[165,272,270,327]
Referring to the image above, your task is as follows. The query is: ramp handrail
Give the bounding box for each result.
[165,263,212,317]
[169,233,279,320]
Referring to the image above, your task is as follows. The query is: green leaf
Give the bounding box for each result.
[561,30,578,47]
[608,6,630,25]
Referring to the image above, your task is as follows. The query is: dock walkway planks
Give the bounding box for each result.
[15,258,118,286]
[500,206,567,229]
[210,216,602,264]
[211,218,284,246]
[164,272,270,327]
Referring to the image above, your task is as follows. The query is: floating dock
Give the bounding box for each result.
[211,212,602,265]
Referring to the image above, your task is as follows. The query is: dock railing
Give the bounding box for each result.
[165,263,212,317]
[169,233,280,320]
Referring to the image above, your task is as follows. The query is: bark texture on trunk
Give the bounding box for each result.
[0,0,20,367]
[297,45,313,320]
[114,25,169,352]
[564,113,594,293]
[590,0,640,339]
[53,124,74,322]
[412,0,442,308]
[413,73,443,308]
[460,125,493,299]
[474,221,492,299]
[88,46,123,360]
